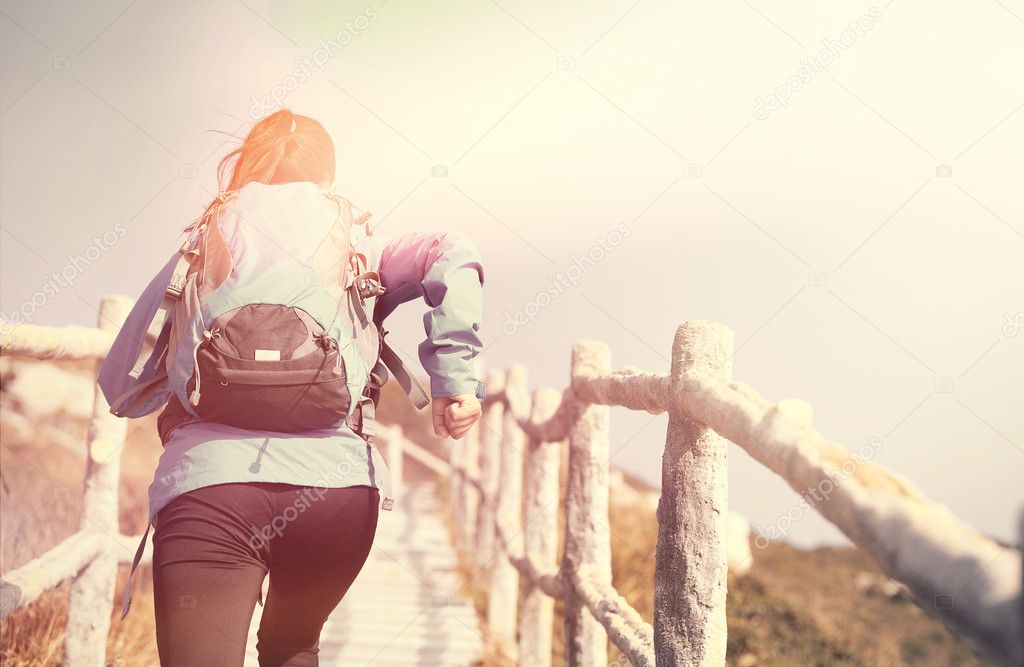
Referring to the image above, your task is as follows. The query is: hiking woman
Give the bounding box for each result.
[99,109,485,666]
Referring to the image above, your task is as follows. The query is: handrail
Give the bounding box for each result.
[447,322,1024,666]
[570,566,655,667]
[0,321,117,360]
[0,532,107,614]
[0,530,151,614]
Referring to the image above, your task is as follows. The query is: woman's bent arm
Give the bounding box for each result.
[370,231,485,401]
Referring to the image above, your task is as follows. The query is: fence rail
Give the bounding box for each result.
[448,322,1024,666]
[1,303,1022,666]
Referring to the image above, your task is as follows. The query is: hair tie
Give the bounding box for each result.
[289,118,297,134]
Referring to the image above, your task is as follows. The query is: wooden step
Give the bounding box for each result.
[244,483,482,666]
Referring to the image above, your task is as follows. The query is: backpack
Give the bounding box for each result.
[117,181,428,442]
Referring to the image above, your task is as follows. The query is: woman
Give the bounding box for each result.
[99,109,484,666]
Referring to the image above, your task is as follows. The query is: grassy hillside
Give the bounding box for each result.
[608,500,989,666]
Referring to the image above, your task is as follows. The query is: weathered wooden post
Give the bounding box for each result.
[455,357,483,552]
[655,321,734,666]
[475,370,505,574]
[386,425,404,503]
[457,421,481,555]
[64,295,132,667]
[488,366,527,659]
[564,342,612,667]
[518,387,562,667]
[449,427,465,540]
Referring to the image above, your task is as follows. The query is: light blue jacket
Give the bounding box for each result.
[103,218,484,616]
[100,225,486,515]
[99,229,486,416]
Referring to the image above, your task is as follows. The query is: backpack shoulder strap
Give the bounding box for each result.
[129,194,235,380]
[379,339,430,410]
[127,247,192,379]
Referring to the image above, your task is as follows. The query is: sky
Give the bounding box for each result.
[1,0,1022,548]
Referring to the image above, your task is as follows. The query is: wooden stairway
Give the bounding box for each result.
[244,483,484,666]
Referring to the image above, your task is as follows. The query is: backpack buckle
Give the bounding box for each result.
[355,271,386,299]
[346,395,376,442]
[165,249,197,300]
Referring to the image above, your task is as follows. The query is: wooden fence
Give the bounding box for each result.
[447,322,1024,666]
[1,301,1021,666]
[0,296,150,667]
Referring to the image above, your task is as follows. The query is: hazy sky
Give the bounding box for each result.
[2,0,1022,548]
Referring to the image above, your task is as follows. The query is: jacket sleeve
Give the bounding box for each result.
[96,252,179,416]
[369,231,485,400]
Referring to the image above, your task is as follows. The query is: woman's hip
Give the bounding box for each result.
[152,482,380,567]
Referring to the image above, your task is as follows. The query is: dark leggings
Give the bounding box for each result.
[152,482,379,666]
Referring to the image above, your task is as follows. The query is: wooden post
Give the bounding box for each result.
[386,426,404,503]
[475,370,505,574]
[457,421,481,556]
[449,428,465,540]
[64,295,132,667]
[488,366,527,659]
[518,387,562,667]
[655,321,734,666]
[453,357,484,552]
[564,342,612,667]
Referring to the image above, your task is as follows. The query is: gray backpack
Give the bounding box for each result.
[117,181,428,442]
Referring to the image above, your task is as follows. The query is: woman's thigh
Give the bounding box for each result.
[256,485,379,666]
[152,484,272,667]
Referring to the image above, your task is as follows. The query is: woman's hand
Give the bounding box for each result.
[431,394,482,439]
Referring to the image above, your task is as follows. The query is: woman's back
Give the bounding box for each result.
[98,109,485,666]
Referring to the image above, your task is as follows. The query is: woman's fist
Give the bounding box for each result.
[431,394,482,439]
